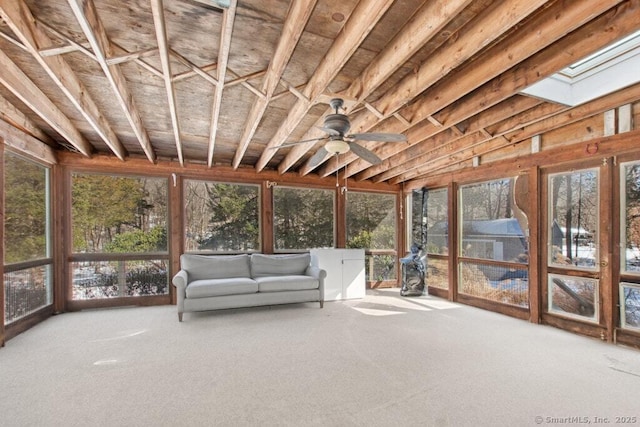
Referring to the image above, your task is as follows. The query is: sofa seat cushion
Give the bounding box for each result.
[255,275,319,293]
[186,278,258,299]
[181,254,251,281]
[251,253,311,278]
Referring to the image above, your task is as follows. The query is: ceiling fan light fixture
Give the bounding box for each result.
[325,139,350,155]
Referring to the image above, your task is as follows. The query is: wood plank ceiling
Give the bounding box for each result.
[0,0,639,185]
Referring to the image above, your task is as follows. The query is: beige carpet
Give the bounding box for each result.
[1,288,639,427]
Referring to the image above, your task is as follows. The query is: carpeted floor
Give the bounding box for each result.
[1,288,639,427]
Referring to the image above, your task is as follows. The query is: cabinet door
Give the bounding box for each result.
[342,258,365,299]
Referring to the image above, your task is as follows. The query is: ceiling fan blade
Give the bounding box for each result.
[319,126,341,136]
[269,136,328,149]
[349,132,407,142]
[348,141,382,165]
[308,146,329,168]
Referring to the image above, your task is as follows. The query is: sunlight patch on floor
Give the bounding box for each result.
[89,329,147,342]
[350,307,405,316]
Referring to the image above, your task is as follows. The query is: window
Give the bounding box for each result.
[621,161,640,274]
[346,191,396,281]
[548,274,598,322]
[548,169,598,270]
[458,178,529,307]
[273,186,334,251]
[619,283,640,330]
[71,173,168,300]
[620,161,640,331]
[459,179,528,262]
[184,180,259,252]
[410,188,448,289]
[3,152,52,323]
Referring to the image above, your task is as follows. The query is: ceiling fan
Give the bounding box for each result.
[275,98,407,167]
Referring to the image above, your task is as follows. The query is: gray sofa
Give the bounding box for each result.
[172,253,326,321]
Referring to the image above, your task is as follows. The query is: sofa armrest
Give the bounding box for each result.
[172,269,188,289]
[306,266,326,302]
[172,270,188,315]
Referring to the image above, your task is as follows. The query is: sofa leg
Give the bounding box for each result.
[320,301,324,308]
[178,312,183,322]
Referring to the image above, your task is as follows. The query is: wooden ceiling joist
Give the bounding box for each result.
[231,0,318,169]
[0,48,92,156]
[319,0,624,179]
[255,0,396,173]
[0,0,126,159]
[356,96,544,182]
[68,0,156,163]
[0,94,55,145]
[150,0,183,165]
[0,1,639,188]
[385,0,639,183]
[207,0,236,167]
[312,0,552,178]
[395,79,640,184]
[284,0,473,175]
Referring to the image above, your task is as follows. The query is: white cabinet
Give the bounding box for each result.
[310,248,365,301]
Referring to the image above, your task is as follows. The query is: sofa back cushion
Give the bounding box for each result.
[251,253,310,278]
[180,254,251,281]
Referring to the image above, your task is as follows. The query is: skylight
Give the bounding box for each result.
[520,30,640,106]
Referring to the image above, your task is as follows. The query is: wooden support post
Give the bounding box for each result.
[52,164,66,314]
[396,191,405,287]
[448,182,458,302]
[169,173,183,305]
[528,166,541,323]
[261,181,274,254]
[600,157,614,342]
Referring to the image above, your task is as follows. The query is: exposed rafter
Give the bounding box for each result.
[207,0,236,167]
[0,93,55,145]
[232,0,318,169]
[280,0,474,175]
[342,0,625,180]
[254,0,396,172]
[0,48,92,156]
[68,0,156,163]
[0,0,126,159]
[150,0,184,165]
[314,0,554,178]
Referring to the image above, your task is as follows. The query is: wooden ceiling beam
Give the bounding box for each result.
[288,0,473,175]
[150,0,183,165]
[255,0,396,172]
[322,0,624,179]
[0,94,55,145]
[393,0,640,183]
[364,98,554,182]
[396,79,640,184]
[0,0,126,159]
[0,48,92,156]
[68,0,156,163]
[0,119,57,164]
[231,0,318,169]
[316,0,552,177]
[207,0,237,167]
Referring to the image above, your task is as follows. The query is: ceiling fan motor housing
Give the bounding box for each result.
[324,114,351,135]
